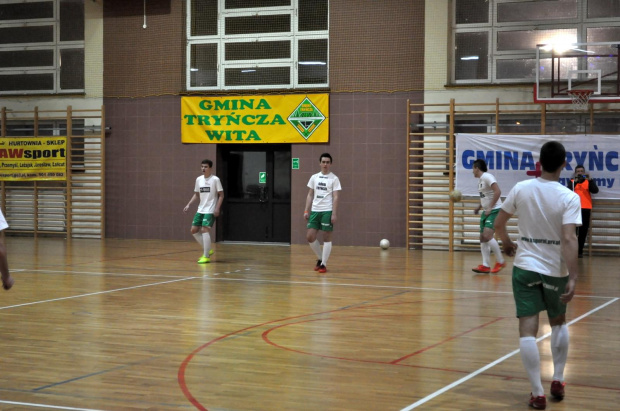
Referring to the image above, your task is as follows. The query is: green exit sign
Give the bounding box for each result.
[259,172,267,184]
[292,158,299,169]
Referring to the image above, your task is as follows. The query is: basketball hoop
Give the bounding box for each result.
[567,90,594,110]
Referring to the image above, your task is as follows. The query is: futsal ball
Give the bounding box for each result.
[449,190,462,202]
[380,239,390,250]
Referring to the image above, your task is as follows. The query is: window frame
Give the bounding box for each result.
[451,0,620,85]
[0,0,84,96]
[186,0,329,91]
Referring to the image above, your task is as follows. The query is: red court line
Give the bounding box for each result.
[391,317,505,364]
[260,314,506,367]
[178,295,505,410]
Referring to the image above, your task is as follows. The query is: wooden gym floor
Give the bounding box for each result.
[0,237,618,410]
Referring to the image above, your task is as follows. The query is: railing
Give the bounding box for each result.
[407,99,620,256]
[0,106,105,238]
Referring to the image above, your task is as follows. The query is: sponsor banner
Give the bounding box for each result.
[0,137,67,181]
[181,94,329,144]
[456,134,620,199]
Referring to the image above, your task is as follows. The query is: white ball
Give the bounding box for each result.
[380,239,390,250]
[449,190,462,202]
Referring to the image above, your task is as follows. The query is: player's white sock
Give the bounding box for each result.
[488,238,504,264]
[481,242,491,267]
[193,232,204,247]
[551,324,569,382]
[309,239,322,259]
[520,336,544,397]
[202,232,211,257]
[321,242,332,266]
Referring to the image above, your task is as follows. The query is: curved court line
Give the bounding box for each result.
[178,296,506,410]
[260,314,505,366]
[400,297,620,410]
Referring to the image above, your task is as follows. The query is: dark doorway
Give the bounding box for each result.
[217,144,291,243]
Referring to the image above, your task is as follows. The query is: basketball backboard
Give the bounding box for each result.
[534,41,620,104]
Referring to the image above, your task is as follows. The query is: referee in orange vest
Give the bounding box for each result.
[567,165,598,258]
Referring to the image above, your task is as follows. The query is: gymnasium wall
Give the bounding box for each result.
[103,1,425,246]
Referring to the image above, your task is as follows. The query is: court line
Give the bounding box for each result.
[15,268,184,279]
[10,267,619,301]
[205,276,618,300]
[0,400,105,410]
[0,276,198,311]
[33,356,164,391]
[399,297,620,410]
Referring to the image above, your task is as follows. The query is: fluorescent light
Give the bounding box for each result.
[460,56,479,61]
[190,68,199,72]
[299,61,327,65]
[241,69,256,73]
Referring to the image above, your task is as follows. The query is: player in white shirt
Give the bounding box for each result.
[494,141,581,410]
[304,153,342,274]
[183,159,224,264]
[0,209,14,290]
[472,159,506,274]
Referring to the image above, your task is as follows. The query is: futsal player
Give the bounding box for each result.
[0,208,14,290]
[304,153,341,274]
[183,159,224,264]
[494,141,580,410]
[472,159,506,274]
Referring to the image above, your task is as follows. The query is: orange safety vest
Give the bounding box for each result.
[571,179,593,209]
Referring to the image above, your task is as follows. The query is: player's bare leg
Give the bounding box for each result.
[0,233,13,290]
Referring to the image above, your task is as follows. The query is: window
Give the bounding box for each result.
[0,0,84,95]
[186,0,329,90]
[452,0,620,84]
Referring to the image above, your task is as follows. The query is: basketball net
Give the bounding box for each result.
[567,89,594,110]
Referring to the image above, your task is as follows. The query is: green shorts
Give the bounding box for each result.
[307,211,333,231]
[512,266,568,319]
[480,208,500,233]
[192,213,215,228]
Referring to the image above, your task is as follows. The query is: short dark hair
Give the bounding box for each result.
[201,159,213,167]
[539,141,566,173]
[575,164,585,171]
[319,153,332,163]
[473,159,487,172]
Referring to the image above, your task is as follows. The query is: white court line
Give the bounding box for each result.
[400,297,620,410]
[0,400,105,410]
[0,276,197,311]
[16,268,183,279]
[204,276,617,299]
[12,267,618,299]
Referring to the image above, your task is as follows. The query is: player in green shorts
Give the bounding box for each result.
[184,159,224,264]
[494,141,581,410]
[304,153,342,274]
[472,159,506,274]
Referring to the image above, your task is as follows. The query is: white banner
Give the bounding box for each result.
[455,134,620,199]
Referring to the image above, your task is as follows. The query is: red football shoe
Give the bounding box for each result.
[529,394,546,410]
[550,380,565,400]
[472,264,491,273]
[491,262,506,273]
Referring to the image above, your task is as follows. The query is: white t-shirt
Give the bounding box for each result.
[307,172,342,212]
[478,172,502,210]
[194,175,223,214]
[0,208,7,231]
[501,178,581,277]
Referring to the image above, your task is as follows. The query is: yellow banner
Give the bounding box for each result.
[0,137,67,181]
[181,94,329,144]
